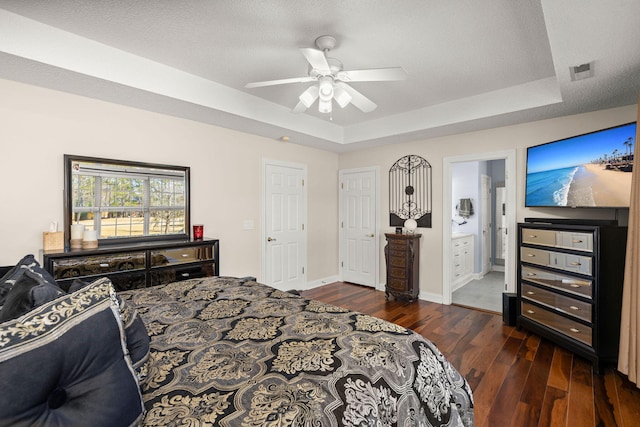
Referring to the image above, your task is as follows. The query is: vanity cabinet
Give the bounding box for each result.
[384,233,421,302]
[451,234,474,290]
[43,238,219,292]
[517,222,627,373]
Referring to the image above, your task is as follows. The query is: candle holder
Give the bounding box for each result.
[70,224,85,249]
[193,225,204,240]
[82,230,98,249]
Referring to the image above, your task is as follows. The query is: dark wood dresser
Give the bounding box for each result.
[384,233,421,302]
[43,238,219,292]
[517,222,627,373]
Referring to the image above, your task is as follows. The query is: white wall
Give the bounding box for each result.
[1,77,636,300]
[0,79,339,283]
[339,104,637,298]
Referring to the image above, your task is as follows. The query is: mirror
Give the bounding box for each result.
[64,155,190,247]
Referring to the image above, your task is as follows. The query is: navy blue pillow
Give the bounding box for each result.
[70,278,150,381]
[0,278,145,427]
[0,255,58,309]
[0,269,65,322]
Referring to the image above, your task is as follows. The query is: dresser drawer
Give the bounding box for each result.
[557,231,593,252]
[521,284,591,323]
[520,247,592,275]
[389,240,407,250]
[150,246,214,267]
[521,301,592,346]
[56,270,147,292]
[521,228,593,252]
[521,266,592,298]
[521,228,557,246]
[150,263,214,286]
[553,252,592,275]
[452,236,472,249]
[51,251,146,280]
[520,247,551,267]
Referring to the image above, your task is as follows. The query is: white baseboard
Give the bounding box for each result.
[305,275,339,290]
[418,291,444,304]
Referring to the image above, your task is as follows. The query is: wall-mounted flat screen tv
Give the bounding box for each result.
[525,122,636,208]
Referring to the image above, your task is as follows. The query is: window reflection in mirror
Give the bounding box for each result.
[64,155,190,246]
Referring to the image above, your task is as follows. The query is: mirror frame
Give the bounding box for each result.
[64,154,191,247]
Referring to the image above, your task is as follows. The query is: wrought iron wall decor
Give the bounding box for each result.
[389,155,432,228]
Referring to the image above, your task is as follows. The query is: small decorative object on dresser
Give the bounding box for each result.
[192,224,204,240]
[517,221,627,374]
[70,223,85,249]
[384,232,421,302]
[81,229,98,249]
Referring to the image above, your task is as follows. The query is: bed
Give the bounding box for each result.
[0,257,473,427]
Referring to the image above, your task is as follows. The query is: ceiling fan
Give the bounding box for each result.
[245,35,407,114]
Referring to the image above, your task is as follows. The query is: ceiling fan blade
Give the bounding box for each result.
[338,67,407,82]
[335,82,377,112]
[299,47,331,74]
[292,101,309,113]
[245,76,315,88]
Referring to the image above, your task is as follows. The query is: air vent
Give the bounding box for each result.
[569,62,594,81]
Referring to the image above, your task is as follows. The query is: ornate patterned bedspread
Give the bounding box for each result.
[120,277,474,426]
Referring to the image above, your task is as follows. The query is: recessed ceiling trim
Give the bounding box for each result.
[0,9,344,143]
[343,77,562,144]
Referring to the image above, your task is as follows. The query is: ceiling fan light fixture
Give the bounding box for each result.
[318,76,334,101]
[318,97,332,113]
[333,85,352,108]
[298,85,319,108]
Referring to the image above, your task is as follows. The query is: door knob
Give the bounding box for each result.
[267,237,276,242]
[366,234,375,237]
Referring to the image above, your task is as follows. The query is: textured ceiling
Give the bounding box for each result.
[1,0,639,152]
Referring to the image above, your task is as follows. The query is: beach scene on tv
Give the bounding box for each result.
[526,123,636,208]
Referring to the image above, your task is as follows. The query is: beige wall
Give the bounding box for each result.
[1,77,636,299]
[0,79,339,282]
[339,105,637,297]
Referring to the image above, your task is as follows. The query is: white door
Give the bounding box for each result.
[339,168,378,287]
[481,174,492,275]
[495,187,507,260]
[263,161,306,292]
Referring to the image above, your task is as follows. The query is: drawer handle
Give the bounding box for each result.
[572,239,583,243]
[99,263,109,268]
[569,305,580,311]
[526,272,537,277]
[181,254,189,257]
[527,234,537,238]
[181,273,190,277]
[527,309,535,314]
[526,291,535,295]
[527,254,536,257]
[569,262,581,266]
[569,327,581,333]
[569,284,581,288]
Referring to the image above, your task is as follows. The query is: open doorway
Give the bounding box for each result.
[442,150,516,312]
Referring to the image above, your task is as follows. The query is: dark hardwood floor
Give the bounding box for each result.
[301,282,640,427]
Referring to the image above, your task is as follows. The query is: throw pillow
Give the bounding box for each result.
[70,278,150,381]
[0,269,65,322]
[0,277,145,427]
[0,254,58,308]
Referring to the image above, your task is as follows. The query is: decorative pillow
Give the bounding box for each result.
[0,269,65,322]
[0,254,58,309]
[70,278,150,381]
[0,278,145,427]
